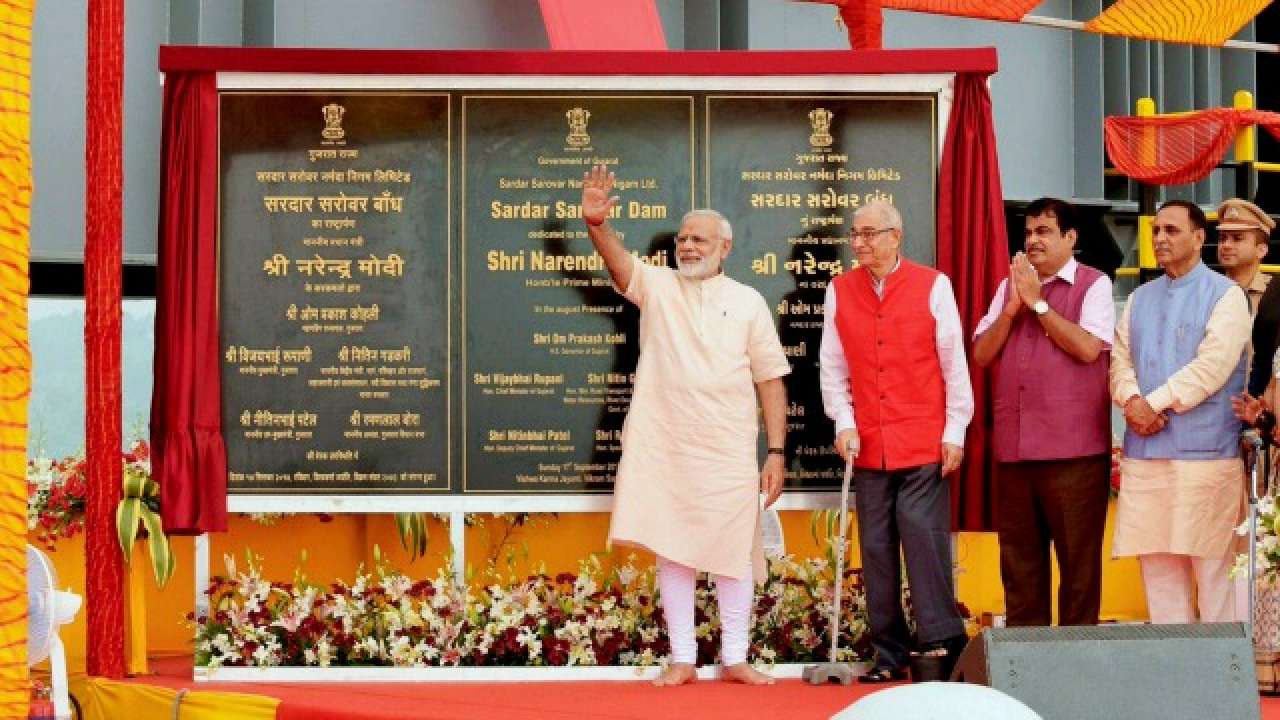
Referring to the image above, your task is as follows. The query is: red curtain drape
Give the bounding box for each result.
[1105,107,1280,186]
[85,0,125,678]
[937,72,1007,532]
[152,72,227,535]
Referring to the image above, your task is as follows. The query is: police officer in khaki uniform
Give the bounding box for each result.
[1217,198,1274,319]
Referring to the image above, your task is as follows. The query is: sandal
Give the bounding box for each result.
[857,666,908,683]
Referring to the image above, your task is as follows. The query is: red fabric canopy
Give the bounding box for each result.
[1105,108,1280,185]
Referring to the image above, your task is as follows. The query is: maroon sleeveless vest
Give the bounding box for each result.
[992,263,1111,462]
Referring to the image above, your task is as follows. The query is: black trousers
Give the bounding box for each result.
[995,454,1110,627]
[854,462,965,670]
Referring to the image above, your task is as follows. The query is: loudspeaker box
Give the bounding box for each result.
[950,623,1259,720]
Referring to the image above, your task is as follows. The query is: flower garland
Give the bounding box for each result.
[1235,494,1280,584]
[27,440,150,551]
[27,440,339,552]
[27,455,89,551]
[192,550,873,668]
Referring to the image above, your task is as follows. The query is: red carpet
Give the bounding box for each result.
[128,657,1280,719]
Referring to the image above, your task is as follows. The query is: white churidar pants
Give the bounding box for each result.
[657,555,753,665]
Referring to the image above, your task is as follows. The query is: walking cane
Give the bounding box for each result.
[803,447,856,685]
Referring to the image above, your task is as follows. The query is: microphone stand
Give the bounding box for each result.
[1245,428,1265,633]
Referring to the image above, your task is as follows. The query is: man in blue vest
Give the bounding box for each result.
[1110,200,1252,623]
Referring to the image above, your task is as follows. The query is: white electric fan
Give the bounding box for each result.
[27,544,81,720]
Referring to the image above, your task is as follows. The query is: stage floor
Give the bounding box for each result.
[68,656,1280,720]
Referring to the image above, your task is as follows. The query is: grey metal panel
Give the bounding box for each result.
[1123,40,1151,203]
[270,0,306,46]
[170,0,199,45]
[198,0,244,46]
[123,0,167,263]
[1101,36,1130,203]
[1224,18,1258,101]
[1072,0,1105,201]
[1149,42,1163,106]
[243,0,275,47]
[1193,47,1222,203]
[656,0,683,49]
[1224,16,1257,185]
[1162,44,1196,202]
[719,0,748,50]
[31,0,87,263]
[1102,36,1129,119]
[1223,48,1258,107]
[1128,39,1150,105]
[276,0,549,50]
[1163,45,1194,112]
[736,0,846,50]
[1223,41,1256,200]
[684,0,719,50]
[772,1,849,50]
[885,9,1073,201]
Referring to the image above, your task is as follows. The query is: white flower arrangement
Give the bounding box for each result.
[192,549,875,668]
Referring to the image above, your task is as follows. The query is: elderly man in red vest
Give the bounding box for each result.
[819,199,973,682]
[972,198,1115,627]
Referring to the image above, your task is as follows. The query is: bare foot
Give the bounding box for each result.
[652,663,697,687]
[721,662,775,685]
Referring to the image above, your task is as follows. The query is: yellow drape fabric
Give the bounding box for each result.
[71,675,278,720]
[1084,0,1269,46]
[0,2,33,718]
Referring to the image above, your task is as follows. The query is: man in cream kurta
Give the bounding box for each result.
[579,165,791,687]
[1111,200,1252,624]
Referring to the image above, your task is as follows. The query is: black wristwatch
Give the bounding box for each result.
[767,447,785,456]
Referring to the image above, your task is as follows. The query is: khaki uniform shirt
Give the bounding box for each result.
[1244,270,1271,317]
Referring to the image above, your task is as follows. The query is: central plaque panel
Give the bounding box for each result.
[461,95,694,493]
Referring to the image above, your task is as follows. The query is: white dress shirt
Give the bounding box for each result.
[972,258,1115,344]
[819,258,975,446]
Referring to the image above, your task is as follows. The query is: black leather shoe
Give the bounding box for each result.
[857,665,908,683]
[943,633,969,661]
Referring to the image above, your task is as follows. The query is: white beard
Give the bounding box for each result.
[676,255,720,279]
